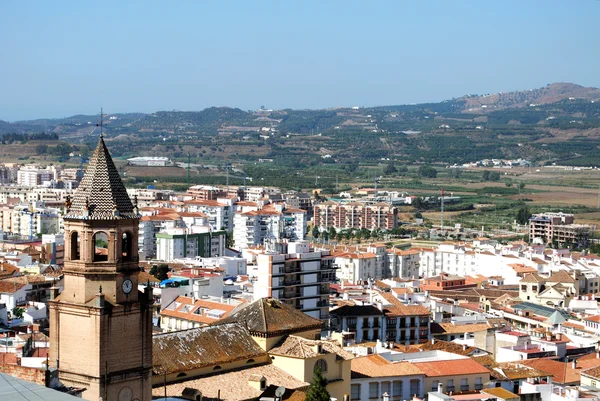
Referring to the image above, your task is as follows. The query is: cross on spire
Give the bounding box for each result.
[97,107,105,138]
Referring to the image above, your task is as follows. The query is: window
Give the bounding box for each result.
[447,379,454,392]
[122,231,132,261]
[176,372,187,378]
[70,231,80,260]
[382,382,390,396]
[592,380,597,388]
[521,285,527,291]
[369,382,379,399]
[93,231,109,262]
[410,379,420,397]
[351,384,361,400]
[461,378,468,391]
[213,365,222,371]
[393,381,403,398]
[432,380,440,391]
[246,359,255,364]
[314,359,327,374]
[475,377,483,390]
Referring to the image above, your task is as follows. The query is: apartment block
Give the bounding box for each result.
[251,242,336,320]
[156,228,226,261]
[529,212,590,248]
[314,201,398,231]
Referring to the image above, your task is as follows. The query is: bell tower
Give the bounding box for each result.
[49,133,153,401]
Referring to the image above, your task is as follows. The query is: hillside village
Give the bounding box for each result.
[1,136,600,401]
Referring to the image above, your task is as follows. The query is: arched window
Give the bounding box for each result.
[176,372,187,378]
[213,365,222,371]
[93,232,109,262]
[70,231,80,260]
[122,232,132,261]
[246,359,255,364]
[314,359,327,374]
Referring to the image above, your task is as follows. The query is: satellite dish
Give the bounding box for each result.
[275,386,286,398]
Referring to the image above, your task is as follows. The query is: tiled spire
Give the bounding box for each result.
[64,136,138,220]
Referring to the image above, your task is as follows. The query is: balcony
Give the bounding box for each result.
[461,385,469,391]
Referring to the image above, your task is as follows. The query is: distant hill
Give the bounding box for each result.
[459,83,600,111]
[2,82,600,168]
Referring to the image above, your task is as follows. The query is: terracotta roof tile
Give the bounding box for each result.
[351,355,422,378]
[219,298,322,337]
[152,322,268,375]
[415,358,489,377]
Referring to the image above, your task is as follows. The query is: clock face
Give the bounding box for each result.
[122,279,133,294]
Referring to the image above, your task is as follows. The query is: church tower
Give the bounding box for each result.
[49,134,153,401]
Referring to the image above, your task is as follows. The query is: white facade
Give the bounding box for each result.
[250,242,333,320]
[233,211,283,250]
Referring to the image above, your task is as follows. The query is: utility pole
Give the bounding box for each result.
[440,187,444,230]
[186,153,191,188]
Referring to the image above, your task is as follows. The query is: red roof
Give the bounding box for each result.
[415,358,490,377]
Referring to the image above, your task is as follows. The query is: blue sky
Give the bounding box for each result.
[1,1,598,120]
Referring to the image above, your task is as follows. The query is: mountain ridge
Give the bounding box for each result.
[4,82,599,127]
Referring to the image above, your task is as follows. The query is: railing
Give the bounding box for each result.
[461,385,469,391]
[475,384,483,390]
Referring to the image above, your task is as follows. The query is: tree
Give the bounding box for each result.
[150,264,170,281]
[489,171,500,181]
[450,168,462,178]
[12,307,25,320]
[481,170,490,181]
[312,225,320,239]
[328,226,336,239]
[305,367,330,401]
[226,231,234,248]
[418,165,437,178]
[384,161,397,175]
[397,165,409,173]
[35,144,48,155]
[516,206,530,225]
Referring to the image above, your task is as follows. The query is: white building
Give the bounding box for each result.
[250,241,336,320]
[156,227,226,262]
[127,156,170,166]
[233,209,283,250]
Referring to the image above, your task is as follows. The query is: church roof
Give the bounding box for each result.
[219,298,322,337]
[64,136,137,220]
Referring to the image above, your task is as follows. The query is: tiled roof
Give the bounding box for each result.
[520,273,545,283]
[417,340,483,356]
[482,387,519,399]
[0,280,27,294]
[219,298,322,337]
[351,355,422,378]
[151,363,308,400]
[329,305,383,317]
[269,336,353,360]
[521,356,600,384]
[160,296,238,325]
[65,137,137,220]
[415,358,489,377]
[548,270,576,284]
[493,362,550,380]
[430,322,490,335]
[152,322,268,375]
[0,262,19,277]
[380,293,429,317]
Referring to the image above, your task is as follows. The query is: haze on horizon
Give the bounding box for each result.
[1,1,599,121]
